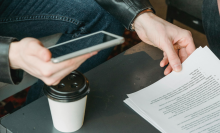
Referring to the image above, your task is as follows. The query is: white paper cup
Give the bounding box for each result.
[43,71,90,132]
[48,96,87,132]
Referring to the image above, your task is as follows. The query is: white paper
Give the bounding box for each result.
[125,47,220,133]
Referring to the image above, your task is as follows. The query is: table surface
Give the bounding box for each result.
[0,42,165,133]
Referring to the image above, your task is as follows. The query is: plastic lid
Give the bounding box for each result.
[43,71,90,102]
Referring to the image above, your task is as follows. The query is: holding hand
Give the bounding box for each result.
[134,12,196,75]
[9,38,97,85]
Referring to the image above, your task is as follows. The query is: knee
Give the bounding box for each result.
[81,0,125,36]
[58,0,124,36]
[100,11,125,36]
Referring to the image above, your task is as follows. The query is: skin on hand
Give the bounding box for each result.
[9,38,98,85]
[133,12,196,75]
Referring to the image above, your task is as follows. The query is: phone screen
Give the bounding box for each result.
[49,33,116,58]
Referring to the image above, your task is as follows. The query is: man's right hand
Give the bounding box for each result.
[9,38,97,86]
[134,12,196,75]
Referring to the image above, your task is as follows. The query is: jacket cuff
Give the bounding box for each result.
[95,0,155,31]
[0,36,23,85]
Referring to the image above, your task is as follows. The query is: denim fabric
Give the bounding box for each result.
[202,0,220,58]
[0,0,124,104]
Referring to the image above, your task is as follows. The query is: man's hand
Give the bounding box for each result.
[134,12,196,75]
[9,38,97,85]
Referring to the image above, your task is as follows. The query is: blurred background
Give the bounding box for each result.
[0,0,209,117]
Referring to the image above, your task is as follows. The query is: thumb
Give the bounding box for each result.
[28,41,51,62]
[163,43,182,72]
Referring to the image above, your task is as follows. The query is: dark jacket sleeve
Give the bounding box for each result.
[0,36,23,85]
[95,0,155,30]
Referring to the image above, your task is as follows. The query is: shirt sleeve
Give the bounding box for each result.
[0,36,23,84]
[95,0,155,30]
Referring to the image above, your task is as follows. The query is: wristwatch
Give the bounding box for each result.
[131,8,154,31]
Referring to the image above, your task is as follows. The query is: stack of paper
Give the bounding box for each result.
[124,47,220,133]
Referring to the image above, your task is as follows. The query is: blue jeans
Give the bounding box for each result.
[0,0,124,104]
[203,0,220,58]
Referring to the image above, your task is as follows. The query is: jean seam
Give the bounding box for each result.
[72,26,88,39]
[0,15,82,26]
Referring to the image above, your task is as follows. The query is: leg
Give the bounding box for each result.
[0,0,124,104]
[202,0,220,58]
[0,0,124,73]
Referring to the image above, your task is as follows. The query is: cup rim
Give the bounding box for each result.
[43,71,90,103]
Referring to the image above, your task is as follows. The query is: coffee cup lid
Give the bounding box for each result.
[43,71,90,102]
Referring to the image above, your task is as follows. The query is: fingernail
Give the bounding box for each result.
[173,64,182,72]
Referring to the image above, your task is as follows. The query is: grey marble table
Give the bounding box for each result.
[0,42,164,133]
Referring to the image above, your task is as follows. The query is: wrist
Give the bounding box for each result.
[131,9,155,31]
[133,12,156,31]
[9,41,20,69]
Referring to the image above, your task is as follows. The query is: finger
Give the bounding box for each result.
[160,52,169,67]
[185,38,196,56]
[163,41,182,72]
[173,44,181,50]
[45,51,98,85]
[45,66,76,85]
[179,48,188,63]
[164,64,172,75]
[27,41,51,62]
[21,55,51,78]
[160,49,178,67]
[40,51,98,78]
[160,58,168,67]
[178,31,196,56]
[42,59,84,85]
[163,49,178,75]
[69,51,98,66]
[51,80,61,86]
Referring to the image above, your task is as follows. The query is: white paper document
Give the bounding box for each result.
[124,47,220,133]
